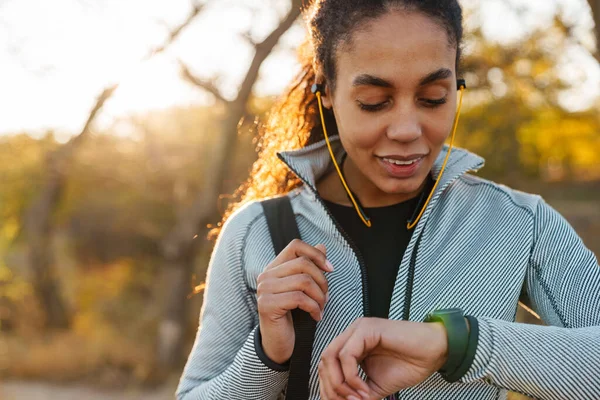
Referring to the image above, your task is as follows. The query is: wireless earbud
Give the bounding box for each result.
[311,83,325,94]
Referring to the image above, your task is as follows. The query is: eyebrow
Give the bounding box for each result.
[419,68,453,86]
[352,74,393,88]
[352,68,453,89]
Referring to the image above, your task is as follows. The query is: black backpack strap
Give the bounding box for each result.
[262,196,301,255]
[261,196,316,400]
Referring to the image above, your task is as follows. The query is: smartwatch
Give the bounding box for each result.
[424,308,469,376]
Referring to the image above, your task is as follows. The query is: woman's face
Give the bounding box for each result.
[321,10,458,201]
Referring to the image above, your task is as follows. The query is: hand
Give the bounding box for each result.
[257,239,333,365]
[318,318,448,400]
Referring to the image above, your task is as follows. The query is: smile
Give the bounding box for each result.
[382,157,423,166]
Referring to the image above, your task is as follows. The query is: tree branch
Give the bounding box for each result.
[63,1,205,154]
[239,30,259,47]
[235,0,303,104]
[66,84,118,150]
[146,3,204,59]
[178,61,228,103]
[163,0,304,254]
[588,0,600,63]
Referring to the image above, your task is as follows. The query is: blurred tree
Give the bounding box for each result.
[0,134,55,332]
[20,2,205,330]
[156,0,304,371]
[589,0,600,61]
[458,16,600,184]
[23,87,116,330]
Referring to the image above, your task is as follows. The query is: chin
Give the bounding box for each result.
[377,176,427,196]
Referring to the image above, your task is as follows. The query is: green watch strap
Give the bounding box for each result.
[424,308,469,376]
[442,315,480,383]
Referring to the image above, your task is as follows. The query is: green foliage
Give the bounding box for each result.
[457,18,600,183]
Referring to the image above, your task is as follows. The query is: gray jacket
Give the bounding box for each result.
[177,137,600,400]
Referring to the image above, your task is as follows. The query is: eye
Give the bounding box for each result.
[420,97,448,108]
[357,100,390,112]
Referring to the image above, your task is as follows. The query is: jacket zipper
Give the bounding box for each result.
[403,229,424,321]
[279,155,371,317]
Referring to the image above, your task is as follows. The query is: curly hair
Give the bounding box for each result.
[212,0,464,236]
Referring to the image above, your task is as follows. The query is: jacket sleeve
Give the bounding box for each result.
[176,204,289,400]
[460,198,600,399]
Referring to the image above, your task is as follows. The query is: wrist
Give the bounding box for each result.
[254,327,290,372]
[428,321,449,371]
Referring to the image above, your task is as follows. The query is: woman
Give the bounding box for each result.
[177,1,600,399]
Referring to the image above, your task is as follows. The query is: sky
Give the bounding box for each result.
[0,0,598,140]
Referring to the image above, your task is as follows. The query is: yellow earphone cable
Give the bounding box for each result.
[316,91,372,227]
[407,84,465,230]
[315,83,465,230]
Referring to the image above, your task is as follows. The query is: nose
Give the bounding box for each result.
[386,103,422,143]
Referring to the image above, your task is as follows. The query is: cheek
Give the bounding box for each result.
[335,108,385,150]
[423,115,452,146]
[421,103,458,147]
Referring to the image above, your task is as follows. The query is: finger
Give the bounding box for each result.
[314,243,327,258]
[266,256,329,295]
[324,320,372,395]
[259,273,327,311]
[339,341,372,395]
[319,357,361,398]
[337,330,374,395]
[258,291,323,322]
[267,239,333,273]
[320,324,366,399]
[319,375,342,400]
[323,319,359,357]
[318,360,350,400]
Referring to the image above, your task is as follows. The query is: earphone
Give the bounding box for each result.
[312,79,467,229]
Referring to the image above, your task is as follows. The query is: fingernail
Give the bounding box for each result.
[326,260,334,272]
[326,292,330,302]
[320,312,324,320]
[347,396,360,400]
[359,391,370,398]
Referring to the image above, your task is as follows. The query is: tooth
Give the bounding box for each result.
[385,158,416,165]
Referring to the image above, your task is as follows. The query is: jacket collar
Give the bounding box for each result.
[277,136,485,196]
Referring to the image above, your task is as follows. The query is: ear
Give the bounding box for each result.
[314,72,333,109]
[321,84,333,109]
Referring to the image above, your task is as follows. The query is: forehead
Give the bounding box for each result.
[335,10,456,86]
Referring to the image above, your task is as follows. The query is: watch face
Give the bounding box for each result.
[431,308,463,317]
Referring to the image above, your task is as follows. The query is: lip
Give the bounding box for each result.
[379,154,427,161]
[377,155,426,178]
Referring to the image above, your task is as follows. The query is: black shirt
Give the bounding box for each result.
[323,178,432,319]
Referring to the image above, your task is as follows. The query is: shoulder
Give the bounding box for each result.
[217,192,300,254]
[454,173,542,217]
[217,194,301,283]
[217,200,267,246]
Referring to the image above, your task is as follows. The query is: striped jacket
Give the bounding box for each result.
[177,136,600,400]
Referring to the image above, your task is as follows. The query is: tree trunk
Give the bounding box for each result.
[22,84,117,329]
[25,165,70,329]
[157,0,303,371]
[157,246,196,368]
[156,105,249,369]
[20,5,201,331]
